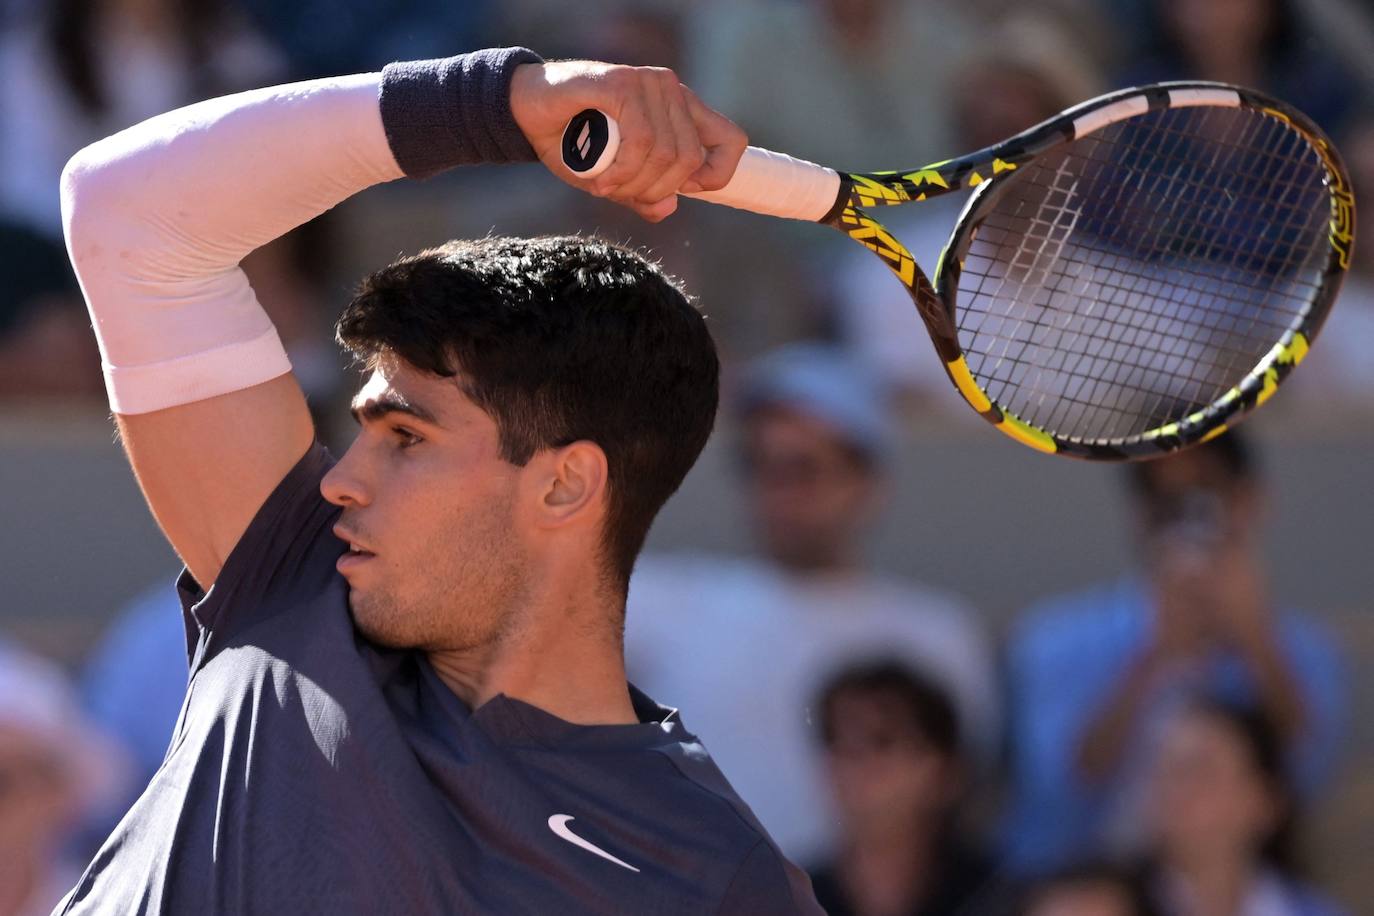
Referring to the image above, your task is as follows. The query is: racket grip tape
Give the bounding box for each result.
[560,109,842,222]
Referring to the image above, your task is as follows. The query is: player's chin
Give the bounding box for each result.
[344,588,404,647]
[351,610,418,650]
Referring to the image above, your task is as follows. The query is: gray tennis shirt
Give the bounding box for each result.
[57,443,821,914]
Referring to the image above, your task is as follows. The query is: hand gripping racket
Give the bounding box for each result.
[562,84,1354,460]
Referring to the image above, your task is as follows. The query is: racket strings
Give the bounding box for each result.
[1033,114,1302,425]
[954,105,1329,442]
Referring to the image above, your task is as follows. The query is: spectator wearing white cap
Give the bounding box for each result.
[0,640,126,916]
[625,342,997,862]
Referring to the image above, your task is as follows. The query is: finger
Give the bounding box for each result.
[602,183,680,222]
[634,195,679,223]
[594,73,671,198]
[591,90,655,197]
[604,72,678,203]
[681,88,748,193]
[632,77,706,205]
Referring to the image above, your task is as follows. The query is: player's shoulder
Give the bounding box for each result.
[718,837,824,915]
[178,440,343,653]
[646,740,822,914]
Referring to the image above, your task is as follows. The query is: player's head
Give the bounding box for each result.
[323,235,718,651]
[736,343,894,571]
[1126,429,1260,554]
[815,659,963,834]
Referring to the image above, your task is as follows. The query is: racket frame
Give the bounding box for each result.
[827,81,1354,459]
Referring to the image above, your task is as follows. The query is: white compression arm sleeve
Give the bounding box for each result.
[60,74,405,415]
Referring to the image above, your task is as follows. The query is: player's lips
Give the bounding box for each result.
[333,524,375,573]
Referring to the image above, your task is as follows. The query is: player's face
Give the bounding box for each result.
[322,359,531,652]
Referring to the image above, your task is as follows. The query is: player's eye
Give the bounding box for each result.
[391,427,422,449]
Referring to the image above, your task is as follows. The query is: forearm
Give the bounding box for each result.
[1238,630,1308,743]
[1075,650,1159,782]
[61,48,540,414]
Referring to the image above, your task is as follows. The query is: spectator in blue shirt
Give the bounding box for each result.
[1002,430,1346,875]
[81,583,189,813]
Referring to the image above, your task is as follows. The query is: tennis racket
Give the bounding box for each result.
[561,83,1354,460]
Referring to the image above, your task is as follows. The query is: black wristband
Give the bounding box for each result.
[379,47,544,180]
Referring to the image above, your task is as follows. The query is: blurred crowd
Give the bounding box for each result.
[2,0,1372,914]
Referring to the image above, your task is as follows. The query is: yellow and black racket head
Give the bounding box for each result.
[838,82,1353,460]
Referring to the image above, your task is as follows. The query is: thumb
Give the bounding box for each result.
[680,88,747,194]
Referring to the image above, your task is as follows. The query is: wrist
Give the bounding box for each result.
[508,61,546,144]
[379,47,544,179]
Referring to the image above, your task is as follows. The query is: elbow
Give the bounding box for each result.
[62,144,115,258]
[60,144,110,264]
[60,137,142,268]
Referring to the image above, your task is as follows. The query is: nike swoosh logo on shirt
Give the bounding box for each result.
[547,814,641,873]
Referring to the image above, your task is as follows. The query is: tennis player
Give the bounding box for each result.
[58,47,822,914]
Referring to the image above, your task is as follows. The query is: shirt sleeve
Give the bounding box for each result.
[716,840,825,915]
[175,441,339,669]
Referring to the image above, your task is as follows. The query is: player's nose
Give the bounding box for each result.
[320,455,372,508]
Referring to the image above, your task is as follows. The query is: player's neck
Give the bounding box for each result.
[427,580,637,727]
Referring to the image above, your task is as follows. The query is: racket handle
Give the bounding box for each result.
[560,109,842,222]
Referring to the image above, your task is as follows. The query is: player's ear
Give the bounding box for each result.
[532,440,608,527]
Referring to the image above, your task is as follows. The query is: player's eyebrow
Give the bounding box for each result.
[349,392,441,428]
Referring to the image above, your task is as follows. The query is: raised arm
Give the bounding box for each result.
[60,48,746,590]
[61,66,406,590]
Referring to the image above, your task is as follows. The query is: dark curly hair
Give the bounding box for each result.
[336,235,719,593]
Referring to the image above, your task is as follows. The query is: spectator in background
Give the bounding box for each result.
[1141,699,1346,916]
[1018,864,1160,916]
[807,660,999,916]
[1117,0,1358,138]
[495,0,678,70]
[626,343,998,860]
[825,14,1102,408]
[0,641,126,916]
[0,214,336,406]
[1003,431,1346,875]
[685,0,972,169]
[0,0,284,402]
[0,220,100,400]
[80,582,190,833]
[234,0,492,81]
[0,0,283,237]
